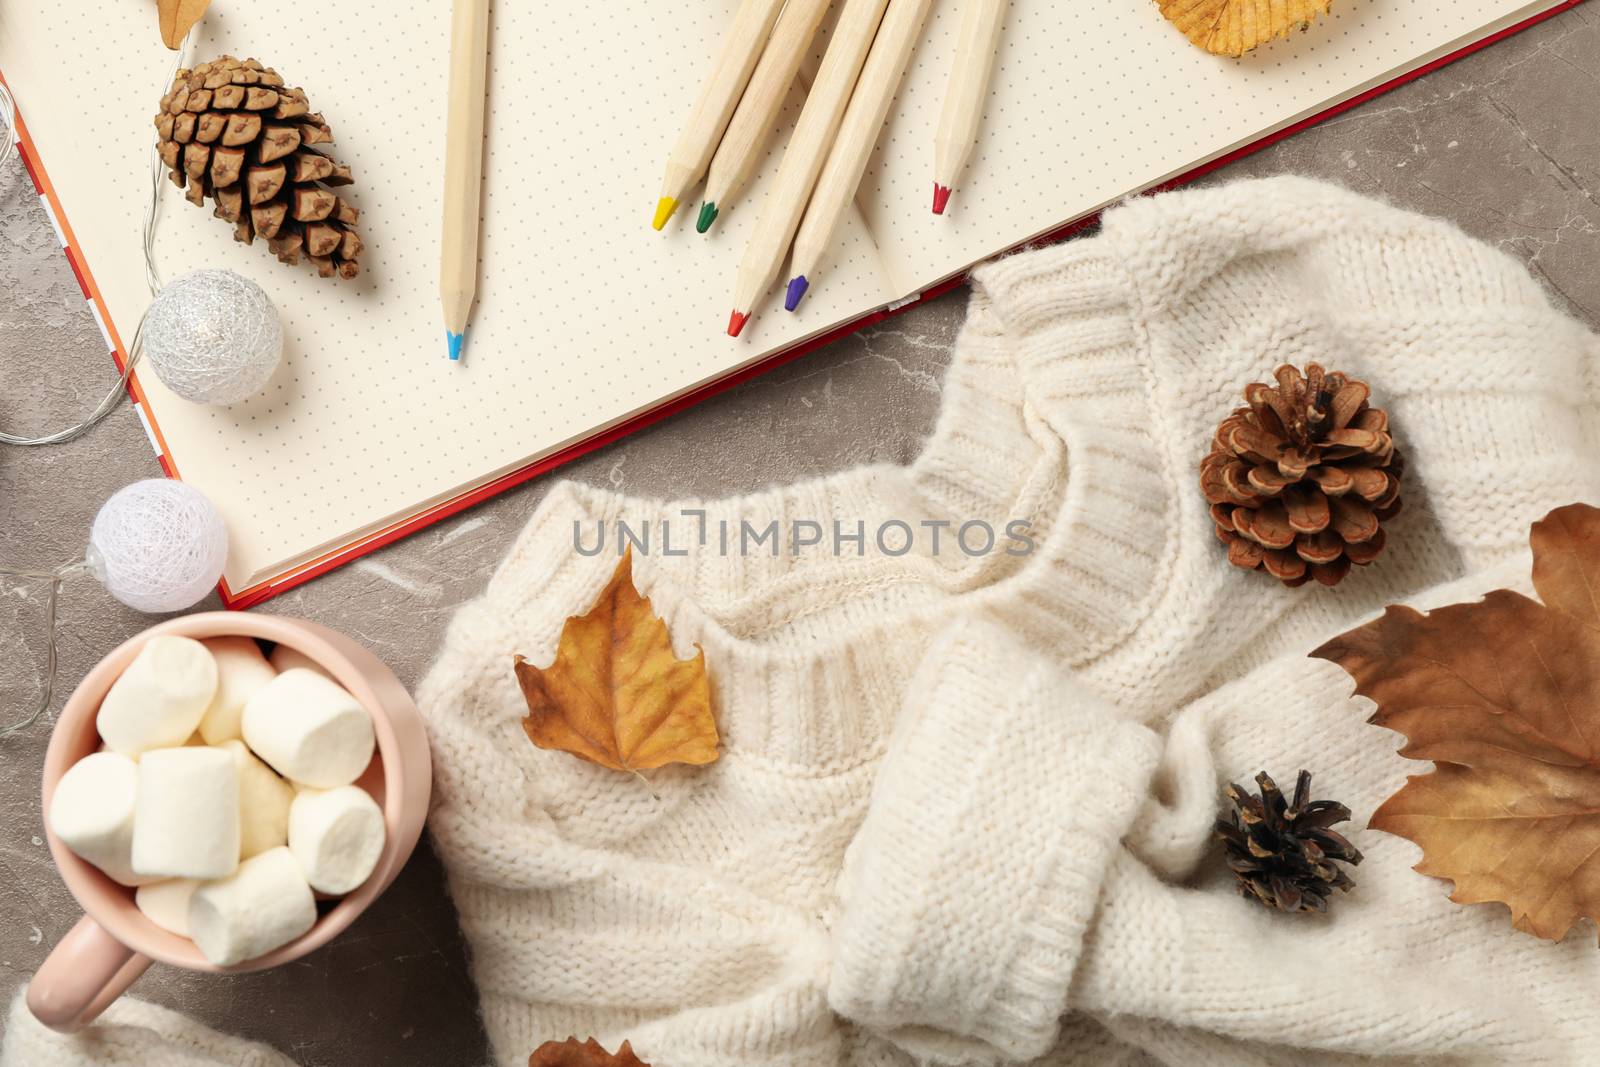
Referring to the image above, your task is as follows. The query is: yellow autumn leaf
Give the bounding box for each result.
[1156,0,1332,58]
[515,551,718,773]
[157,0,211,50]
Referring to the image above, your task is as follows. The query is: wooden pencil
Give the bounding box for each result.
[440,0,492,362]
[933,0,1007,215]
[653,0,787,232]
[786,0,935,311]
[728,0,892,335]
[698,0,835,235]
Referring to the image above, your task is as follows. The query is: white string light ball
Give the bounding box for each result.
[143,269,284,405]
[87,480,229,613]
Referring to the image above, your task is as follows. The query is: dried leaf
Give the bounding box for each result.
[1157,0,1332,58]
[530,1038,650,1067]
[1312,503,1600,942]
[157,0,211,50]
[516,551,718,773]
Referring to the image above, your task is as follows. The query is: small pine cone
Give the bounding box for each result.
[1216,770,1363,915]
[1201,363,1403,587]
[154,56,363,280]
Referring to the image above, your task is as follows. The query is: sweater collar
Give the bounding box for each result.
[493,232,1177,767]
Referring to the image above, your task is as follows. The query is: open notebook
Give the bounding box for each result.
[0,0,1581,606]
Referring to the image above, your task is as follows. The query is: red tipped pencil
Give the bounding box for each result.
[933,0,1006,216]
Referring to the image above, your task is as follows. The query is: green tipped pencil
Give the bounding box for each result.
[698,0,833,235]
[654,0,785,231]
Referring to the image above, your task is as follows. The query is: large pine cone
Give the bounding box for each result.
[1216,770,1362,915]
[1201,363,1402,587]
[155,56,363,280]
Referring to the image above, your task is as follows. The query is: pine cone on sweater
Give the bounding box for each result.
[1201,363,1403,587]
[1216,770,1362,914]
[154,55,363,279]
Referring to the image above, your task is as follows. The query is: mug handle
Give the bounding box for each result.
[27,916,152,1033]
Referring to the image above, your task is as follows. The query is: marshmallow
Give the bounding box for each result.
[97,636,218,757]
[197,637,277,744]
[135,879,199,937]
[132,747,240,880]
[288,786,386,894]
[242,669,374,788]
[267,643,332,679]
[187,847,316,966]
[48,752,158,887]
[219,739,293,858]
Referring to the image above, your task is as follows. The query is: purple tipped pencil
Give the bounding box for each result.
[784,275,810,312]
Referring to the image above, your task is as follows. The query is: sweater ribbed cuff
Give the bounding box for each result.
[827,617,1161,1064]
[3,986,298,1067]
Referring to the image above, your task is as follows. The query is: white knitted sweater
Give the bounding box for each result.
[416,177,1600,1066]
[10,177,1600,1066]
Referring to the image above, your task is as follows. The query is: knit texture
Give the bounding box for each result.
[829,620,1162,1064]
[1,987,295,1067]
[414,176,1600,1066]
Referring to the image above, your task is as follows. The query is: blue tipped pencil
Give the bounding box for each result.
[440,0,491,361]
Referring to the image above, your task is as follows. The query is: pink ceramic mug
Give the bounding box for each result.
[28,612,432,1033]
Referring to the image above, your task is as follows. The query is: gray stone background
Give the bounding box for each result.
[1,6,1597,1063]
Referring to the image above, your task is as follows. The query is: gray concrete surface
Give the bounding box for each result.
[2,6,1598,1063]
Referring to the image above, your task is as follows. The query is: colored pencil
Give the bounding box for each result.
[787,0,934,312]
[698,0,834,235]
[933,0,1007,215]
[440,0,492,362]
[728,0,892,336]
[653,0,787,232]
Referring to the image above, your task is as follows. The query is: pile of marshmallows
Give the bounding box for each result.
[48,636,386,967]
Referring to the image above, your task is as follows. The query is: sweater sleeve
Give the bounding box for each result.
[829,581,1597,1066]
[2,987,298,1067]
[1066,561,1598,1065]
[827,616,1162,1065]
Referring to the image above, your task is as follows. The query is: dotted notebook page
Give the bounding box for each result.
[0,0,1564,590]
[867,0,1565,294]
[0,1,895,590]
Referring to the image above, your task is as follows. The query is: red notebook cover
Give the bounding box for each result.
[4,0,1584,609]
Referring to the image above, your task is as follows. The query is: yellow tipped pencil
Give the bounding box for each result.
[654,0,786,231]
[441,0,491,361]
[727,0,892,335]
[698,0,834,235]
[787,0,935,311]
[933,0,1007,215]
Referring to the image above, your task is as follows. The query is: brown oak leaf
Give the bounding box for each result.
[156,0,211,49]
[1312,502,1600,942]
[1157,0,1332,57]
[516,551,718,773]
[530,1037,650,1066]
